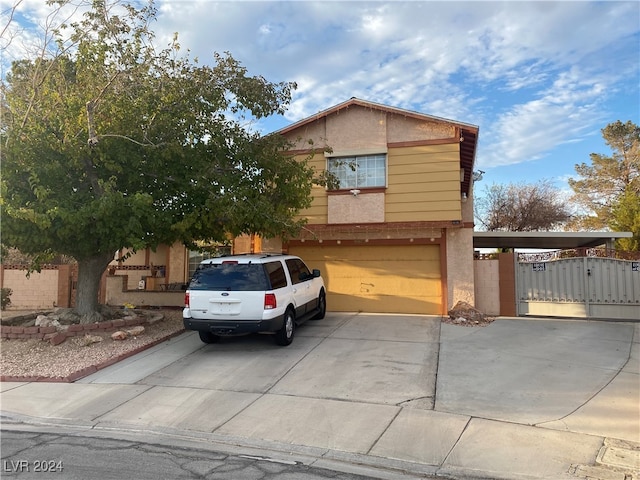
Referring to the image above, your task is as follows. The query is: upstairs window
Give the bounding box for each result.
[327,154,386,190]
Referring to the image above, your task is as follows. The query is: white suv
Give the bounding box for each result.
[183,254,326,346]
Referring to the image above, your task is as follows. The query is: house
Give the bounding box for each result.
[105,98,479,314]
[270,98,479,315]
[1,99,480,315]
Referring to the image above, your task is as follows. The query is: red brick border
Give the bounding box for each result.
[0,315,157,342]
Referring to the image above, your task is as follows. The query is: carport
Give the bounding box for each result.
[473,231,632,251]
[473,231,638,320]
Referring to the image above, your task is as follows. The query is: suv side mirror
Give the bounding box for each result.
[312,269,321,278]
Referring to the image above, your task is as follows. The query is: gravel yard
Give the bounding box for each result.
[1,309,184,381]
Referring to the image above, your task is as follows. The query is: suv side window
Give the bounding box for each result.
[264,261,287,289]
[285,258,312,285]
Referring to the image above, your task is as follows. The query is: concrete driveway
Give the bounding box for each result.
[1,312,638,480]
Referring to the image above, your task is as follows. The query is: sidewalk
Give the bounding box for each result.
[1,314,638,480]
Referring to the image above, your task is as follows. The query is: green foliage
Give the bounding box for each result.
[0,0,331,313]
[610,187,640,251]
[1,288,12,310]
[568,120,640,244]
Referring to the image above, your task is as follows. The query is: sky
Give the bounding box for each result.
[2,0,639,197]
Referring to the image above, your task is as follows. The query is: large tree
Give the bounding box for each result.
[1,1,328,320]
[568,120,640,248]
[475,180,571,232]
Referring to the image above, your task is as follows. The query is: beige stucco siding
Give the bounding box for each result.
[290,244,442,314]
[386,144,462,222]
[325,107,387,152]
[387,115,456,143]
[446,227,475,308]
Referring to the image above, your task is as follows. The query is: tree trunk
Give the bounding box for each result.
[75,252,114,323]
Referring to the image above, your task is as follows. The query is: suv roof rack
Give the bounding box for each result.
[218,252,286,258]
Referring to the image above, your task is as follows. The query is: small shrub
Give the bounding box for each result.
[1,288,13,310]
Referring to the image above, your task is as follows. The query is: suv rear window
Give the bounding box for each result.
[189,263,270,291]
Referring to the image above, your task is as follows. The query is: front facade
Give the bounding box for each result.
[270,98,479,315]
[2,99,479,315]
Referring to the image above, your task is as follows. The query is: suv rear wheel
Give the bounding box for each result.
[275,309,295,346]
[199,331,220,344]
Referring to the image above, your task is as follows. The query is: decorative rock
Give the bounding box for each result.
[448,301,486,322]
[50,332,67,345]
[445,301,495,327]
[111,331,128,341]
[35,316,61,329]
[125,326,145,337]
[80,334,103,346]
[56,308,81,324]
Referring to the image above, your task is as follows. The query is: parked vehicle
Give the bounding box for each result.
[183,254,326,346]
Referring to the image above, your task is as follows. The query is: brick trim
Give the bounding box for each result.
[1,314,160,342]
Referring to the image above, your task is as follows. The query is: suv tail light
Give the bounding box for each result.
[184,292,190,308]
[264,293,277,310]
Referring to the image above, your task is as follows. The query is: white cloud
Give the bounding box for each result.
[3,0,638,178]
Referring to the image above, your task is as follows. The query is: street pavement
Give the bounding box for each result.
[1,313,638,480]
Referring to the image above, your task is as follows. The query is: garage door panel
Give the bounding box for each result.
[290,245,442,315]
[329,292,441,314]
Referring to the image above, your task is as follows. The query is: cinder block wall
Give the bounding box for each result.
[1,267,59,309]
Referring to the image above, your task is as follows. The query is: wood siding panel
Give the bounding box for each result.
[296,153,328,224]
[385,199,462,214]
[390,171,460,185]
[387,144,461,222]
[294,144,463,225]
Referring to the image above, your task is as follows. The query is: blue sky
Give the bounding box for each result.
[3,0,639,197]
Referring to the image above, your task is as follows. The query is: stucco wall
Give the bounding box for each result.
[328,193,385,224]
[325,107,387,152]
[105,276,184,308]
[473,259,500,315]
[387,115,456,143]
[167,242,187,283]
[446,228,475,308]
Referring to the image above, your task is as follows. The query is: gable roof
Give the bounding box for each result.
[275,98,480,195]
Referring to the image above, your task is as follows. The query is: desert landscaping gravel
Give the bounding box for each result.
[1,310,184,380]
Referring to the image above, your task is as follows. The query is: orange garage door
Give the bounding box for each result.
[288,244,442,314]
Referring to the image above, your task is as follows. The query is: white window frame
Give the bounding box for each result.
[326,153,387,190]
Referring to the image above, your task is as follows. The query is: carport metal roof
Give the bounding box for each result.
[473,231,633,250]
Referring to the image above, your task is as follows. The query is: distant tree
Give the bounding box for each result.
[475,180,571,231]
[610,187,640,251]
[1,0,330,321]
[568,120,640,249]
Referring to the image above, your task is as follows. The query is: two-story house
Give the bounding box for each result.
[97,98,479,315]
[254,98,479,315]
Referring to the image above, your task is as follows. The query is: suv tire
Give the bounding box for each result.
[312,290,326,320]
[199,331,220,344]
[275,308,295,346]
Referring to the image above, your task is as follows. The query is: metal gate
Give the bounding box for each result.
[516,256,640,320]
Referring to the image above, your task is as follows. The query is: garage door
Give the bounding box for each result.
[288,244,442,314]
